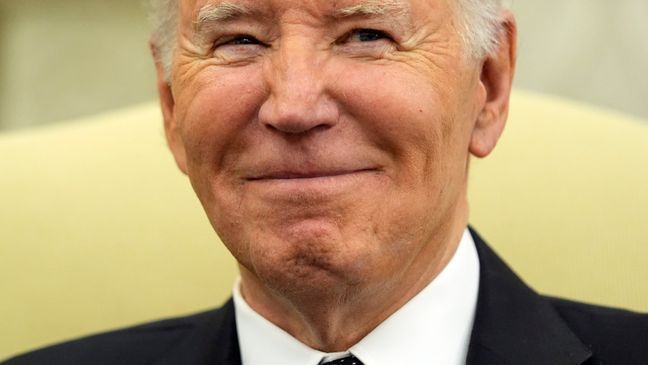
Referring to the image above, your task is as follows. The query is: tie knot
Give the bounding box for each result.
[320,354,364,365]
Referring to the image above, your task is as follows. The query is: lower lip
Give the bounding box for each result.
[245,170,382,194]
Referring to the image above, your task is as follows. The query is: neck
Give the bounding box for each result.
[238,199,469,352]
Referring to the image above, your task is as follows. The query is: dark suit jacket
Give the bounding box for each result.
[4,229,648,364]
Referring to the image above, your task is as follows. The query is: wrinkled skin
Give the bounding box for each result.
[153,0,516,351]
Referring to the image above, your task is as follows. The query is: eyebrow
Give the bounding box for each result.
[334,0,410,19]
[193,0,411,34]
[194,2,251,32]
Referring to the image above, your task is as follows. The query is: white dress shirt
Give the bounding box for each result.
[233,228,480,365]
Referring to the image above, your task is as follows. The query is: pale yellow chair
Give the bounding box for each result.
[1,90,647,360]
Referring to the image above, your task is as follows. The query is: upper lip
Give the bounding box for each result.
[246,168,378,181]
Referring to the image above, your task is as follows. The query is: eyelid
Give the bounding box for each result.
[338,28,394,44]
[215,34,264,48]
[361,29,391,41]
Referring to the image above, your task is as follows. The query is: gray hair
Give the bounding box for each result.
[455,0,505,59]
[149,0,505,82]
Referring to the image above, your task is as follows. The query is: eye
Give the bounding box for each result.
[343,29,391,43]
[210,33,267,63]
[218,35,262,47]
[212,34,267,60]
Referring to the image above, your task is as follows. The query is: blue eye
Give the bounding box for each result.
[351,29,390,42]
[229,36,260,45]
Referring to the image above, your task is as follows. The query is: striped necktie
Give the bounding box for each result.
[319,354,364,365]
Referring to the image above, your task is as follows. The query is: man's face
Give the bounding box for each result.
[158,0,510,298]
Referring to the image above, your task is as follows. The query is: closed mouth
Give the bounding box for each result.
[246,168,379,181]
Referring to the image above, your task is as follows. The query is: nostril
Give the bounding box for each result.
[264,119,332,135]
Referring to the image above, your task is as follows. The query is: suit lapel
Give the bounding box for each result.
[155,299,242,365]
[154,229,593,365]
[467,228,592,365]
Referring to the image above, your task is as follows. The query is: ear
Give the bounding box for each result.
[469,11,517,158]
[150,39,188,175]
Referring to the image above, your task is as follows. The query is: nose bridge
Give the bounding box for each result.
[273,36,322,106]
[260,35,337,134]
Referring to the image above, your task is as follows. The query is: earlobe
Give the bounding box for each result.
[469,11,517,158]
[150,40,188,175]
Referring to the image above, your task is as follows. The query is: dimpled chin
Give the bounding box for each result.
[242,219,372,297]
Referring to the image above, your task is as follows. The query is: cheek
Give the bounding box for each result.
[173,66,267,245]
[329,60,473,234]
[177,67,266,176]
[331,61,459,182]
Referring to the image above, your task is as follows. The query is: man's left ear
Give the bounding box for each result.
[150,39,188,175]
[470,11,517,158]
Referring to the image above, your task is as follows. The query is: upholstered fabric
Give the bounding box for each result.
[1,90,646,360]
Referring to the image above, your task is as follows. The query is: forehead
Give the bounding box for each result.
[180,0,449,25]
[185,0,405,15]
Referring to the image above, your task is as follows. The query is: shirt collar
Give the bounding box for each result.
[233,282,326,365]
[234,228,480,365]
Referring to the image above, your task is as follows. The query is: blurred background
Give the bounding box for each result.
[0,0,647,131]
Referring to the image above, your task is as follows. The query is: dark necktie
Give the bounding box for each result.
[319,354,364,365]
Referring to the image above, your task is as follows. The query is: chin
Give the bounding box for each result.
[243,228,370,298]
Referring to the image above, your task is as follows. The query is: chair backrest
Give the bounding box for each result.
[1,89,646,360]
[469,91,648,312]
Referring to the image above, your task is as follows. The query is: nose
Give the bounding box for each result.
[258,38,339,135]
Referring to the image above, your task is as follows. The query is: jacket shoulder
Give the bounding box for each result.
[548,297,648,363]
[1,308,222,365]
